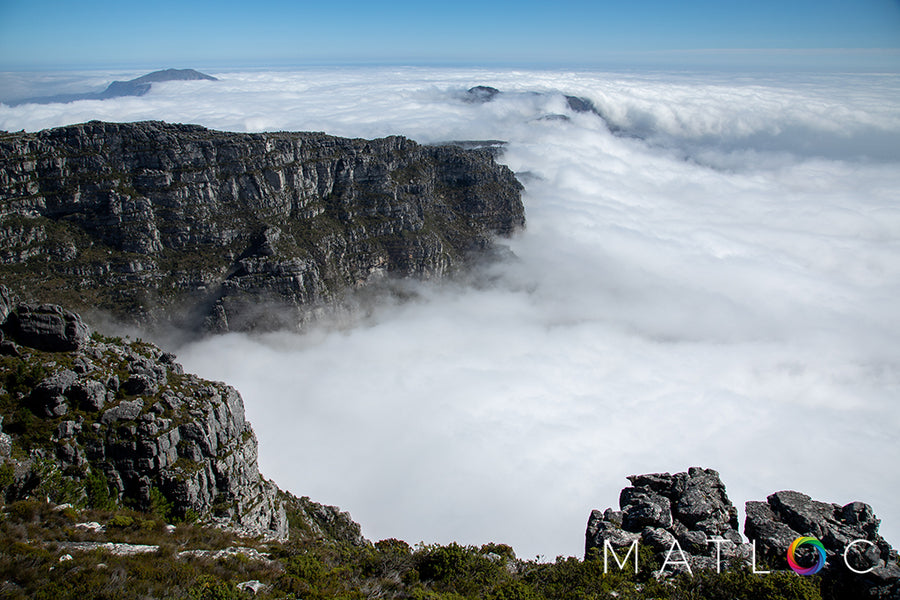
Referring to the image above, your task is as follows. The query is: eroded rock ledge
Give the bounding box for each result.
[0,120,524,333]
[587,467,900,598]
[0,286,363,545]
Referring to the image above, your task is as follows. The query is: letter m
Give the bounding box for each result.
[604,539,639,574]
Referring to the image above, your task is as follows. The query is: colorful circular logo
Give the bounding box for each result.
[787,536,826,575]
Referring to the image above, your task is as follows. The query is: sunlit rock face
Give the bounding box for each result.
[0,120,524,333]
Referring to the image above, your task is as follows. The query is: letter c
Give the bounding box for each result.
[844,539,877,574]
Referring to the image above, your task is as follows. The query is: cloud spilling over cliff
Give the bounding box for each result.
[3,67,899,560]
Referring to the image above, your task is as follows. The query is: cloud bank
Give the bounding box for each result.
[3,67,899,559]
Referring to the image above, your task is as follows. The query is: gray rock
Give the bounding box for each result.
[3,304,90,351]
[744,500,797,559]
[621,491,673,530]
[0,416,11,457]
[122,373,158,396]
[56,542,159,555]
[642,526,677,553]
[586,467,747,571]
[674,468,739,535]
[0,285,13,324]
[745,491,900,598]
[586,509,641,553]
[71,355,95,374]
[101,399,144,424]
[675,525,709,555]
[69,378,108,411]
[588,467,900,600]
[30,369,78,417]
[55,420,80,439]
[236,580,270,595]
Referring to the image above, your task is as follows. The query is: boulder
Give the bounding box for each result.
[586,467,745,570]
[101,399,145,424]
[69,379,108,412]
[30,369,78,417]
[3,304,90,352]
[237,580,270,595]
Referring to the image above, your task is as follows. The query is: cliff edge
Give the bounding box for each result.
[0,120,524,333]
[0,285,363,545]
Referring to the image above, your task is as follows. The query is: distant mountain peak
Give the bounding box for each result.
[7,68,218,106]
[130,68,218,84]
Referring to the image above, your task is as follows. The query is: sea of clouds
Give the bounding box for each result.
[2,67,899,559]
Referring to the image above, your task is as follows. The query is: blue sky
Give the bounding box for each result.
[1,0,899,69]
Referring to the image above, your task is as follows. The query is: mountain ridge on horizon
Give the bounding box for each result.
[5,68,217,106]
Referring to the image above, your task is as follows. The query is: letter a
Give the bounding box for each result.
[660,539,693,577]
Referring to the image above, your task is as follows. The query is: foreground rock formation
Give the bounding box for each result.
[0,285,363,544]
[0,120,524,333]
[746,490,900,598]
[587,468,900,598]
[586,468,747,572]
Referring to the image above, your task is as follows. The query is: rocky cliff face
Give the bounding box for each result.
[0,285,363,545]
[0,120,524,333]
[587,468,900,599]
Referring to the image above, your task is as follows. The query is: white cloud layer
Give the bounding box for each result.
[2,67,899,559]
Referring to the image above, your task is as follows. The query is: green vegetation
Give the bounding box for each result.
[85,469,117,511]
[0,497,827,600]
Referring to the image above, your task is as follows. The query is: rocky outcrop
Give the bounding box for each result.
[285,493,367,547]
[587,468,900,598]
[464,86,501,103]
[0,286,364,545]
[460,85,618,131]
[585,468,747,572]
[0,120,524,333]
[2,303,90,352]
[747,491,900,599]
